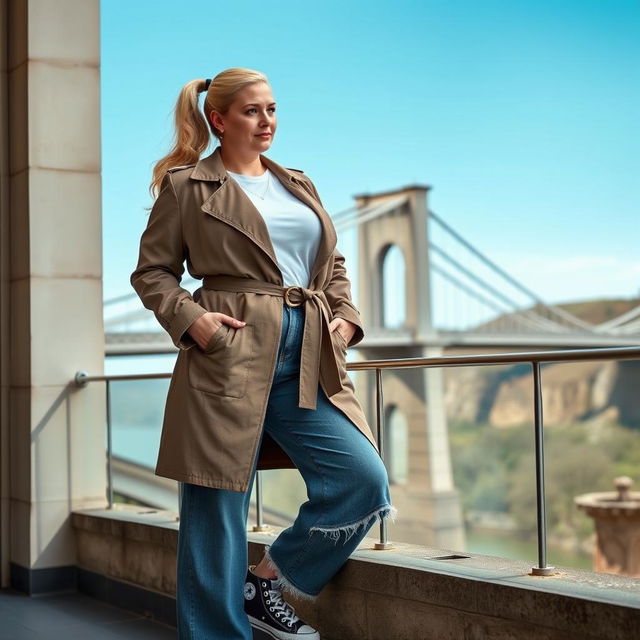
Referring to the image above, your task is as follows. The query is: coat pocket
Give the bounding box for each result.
[330,328,349,381]
[333,328,348,350]
[203,324,228,352]
[187,324,255,398]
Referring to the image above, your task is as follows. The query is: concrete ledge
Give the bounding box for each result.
[71,506,640,640]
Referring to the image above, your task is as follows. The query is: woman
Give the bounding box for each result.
[131,67,397,640]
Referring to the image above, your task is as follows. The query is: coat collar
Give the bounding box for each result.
[190,144,304,184]
[191,146,337,286]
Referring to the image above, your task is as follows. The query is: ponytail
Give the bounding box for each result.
[149,78,211,198]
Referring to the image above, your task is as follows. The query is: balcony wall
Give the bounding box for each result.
[72,506,640,640]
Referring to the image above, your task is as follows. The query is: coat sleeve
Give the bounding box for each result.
[305,176,365,348]
[130,172,207,350]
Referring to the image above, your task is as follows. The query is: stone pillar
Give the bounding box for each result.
[353,185,464,549]
[0,0,106,591]
[575,477,640,577]
[422,345,465,550]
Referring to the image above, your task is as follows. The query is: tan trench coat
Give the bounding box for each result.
[130,146,379,492]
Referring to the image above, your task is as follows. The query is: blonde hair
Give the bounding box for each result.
[149,67,270,198]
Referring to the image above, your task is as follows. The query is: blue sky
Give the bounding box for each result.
[102,0,639,314]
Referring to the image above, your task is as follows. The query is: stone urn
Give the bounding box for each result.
[575,476,640,576]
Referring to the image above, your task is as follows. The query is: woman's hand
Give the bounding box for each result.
[187,312,246,351]
[329,317,356,346]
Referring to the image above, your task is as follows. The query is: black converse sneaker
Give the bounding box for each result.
[244,565,320,639]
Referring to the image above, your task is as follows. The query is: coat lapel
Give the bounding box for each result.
[192,146,336,286]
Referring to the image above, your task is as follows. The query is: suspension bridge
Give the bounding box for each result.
[106,195,640,353]
[105,186,639,533]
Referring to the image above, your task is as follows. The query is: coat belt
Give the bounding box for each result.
[201,275,343,410]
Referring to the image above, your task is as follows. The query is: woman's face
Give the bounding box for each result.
[210,81,277,153]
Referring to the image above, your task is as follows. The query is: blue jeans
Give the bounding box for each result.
[176,304,396,639]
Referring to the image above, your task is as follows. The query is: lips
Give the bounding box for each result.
[256,133,271,137]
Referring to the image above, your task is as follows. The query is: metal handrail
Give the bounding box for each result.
[75,344,640,576]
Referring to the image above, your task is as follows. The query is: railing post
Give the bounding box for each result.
[106,380,114,509]
[374,367,393,550]
[530,361,555,576]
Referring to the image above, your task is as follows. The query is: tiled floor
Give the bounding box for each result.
[0,588,177,639]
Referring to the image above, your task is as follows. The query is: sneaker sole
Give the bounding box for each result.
[249,616,321,640]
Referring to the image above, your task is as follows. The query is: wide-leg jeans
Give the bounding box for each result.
[176,304,396,639]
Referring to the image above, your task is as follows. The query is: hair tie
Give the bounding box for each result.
[204,78,212,91]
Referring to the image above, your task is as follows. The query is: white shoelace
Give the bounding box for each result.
[268,587,300,625]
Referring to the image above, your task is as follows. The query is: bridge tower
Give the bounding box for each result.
[352,184,465,549]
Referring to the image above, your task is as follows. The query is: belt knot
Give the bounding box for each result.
[283,285,321,307]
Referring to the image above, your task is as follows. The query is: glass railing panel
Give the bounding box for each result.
[85,346,640,578]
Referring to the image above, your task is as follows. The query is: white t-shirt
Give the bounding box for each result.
[226,168,322,288]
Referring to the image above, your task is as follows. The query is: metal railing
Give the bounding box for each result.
[75,344,640,576]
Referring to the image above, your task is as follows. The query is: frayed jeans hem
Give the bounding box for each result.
[308,503,398,544]
[263,545,321,602]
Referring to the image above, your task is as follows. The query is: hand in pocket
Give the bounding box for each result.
[188,312,247,351]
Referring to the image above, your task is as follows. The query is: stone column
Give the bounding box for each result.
[422,344,465,550]
[353,185,464,549]
[576,477,640,577]
[1,0,106,591]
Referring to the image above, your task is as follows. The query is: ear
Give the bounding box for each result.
[209,109,221,130]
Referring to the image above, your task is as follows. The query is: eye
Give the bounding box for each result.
[245,107,276,115]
